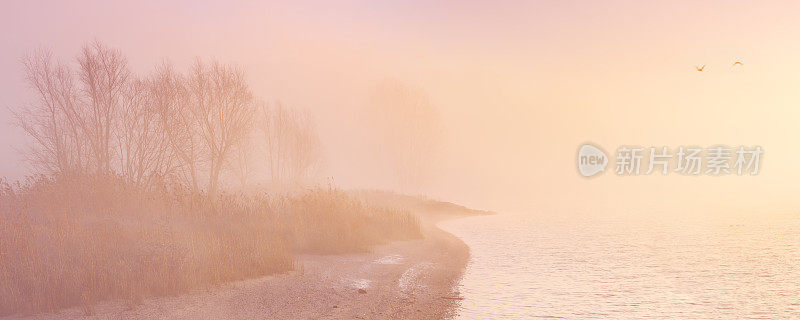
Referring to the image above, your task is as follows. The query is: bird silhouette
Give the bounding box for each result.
[733,61,743,66]
[695,65,706,72]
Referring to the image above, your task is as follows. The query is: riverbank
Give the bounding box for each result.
[6,211,475,320]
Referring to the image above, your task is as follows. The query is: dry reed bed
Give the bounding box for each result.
[0,176,420,316]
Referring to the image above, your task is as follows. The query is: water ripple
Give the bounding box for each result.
[439,213,800,319]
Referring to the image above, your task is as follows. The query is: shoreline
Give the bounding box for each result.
[8,212,472,320]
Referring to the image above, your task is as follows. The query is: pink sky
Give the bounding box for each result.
[2,0,800,213]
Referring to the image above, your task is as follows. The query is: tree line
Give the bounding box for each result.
[14,41,321,197]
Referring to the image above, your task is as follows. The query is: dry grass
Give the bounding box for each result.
[0,177,421,316]
[288,188,421,254]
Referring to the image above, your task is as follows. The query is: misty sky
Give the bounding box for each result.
[2,0,800,214]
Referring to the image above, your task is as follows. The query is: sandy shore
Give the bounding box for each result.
[10,213,470,320]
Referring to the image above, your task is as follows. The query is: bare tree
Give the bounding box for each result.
[370,80,444,193]
[77,41,130,176]
[231,128,255,191]
[260,102,287,183]
[16,42,131,179]
[258,102,322,186]
[286,107,322,184]
[150,63,203,193]
[116,77,174,187]
[186,60,255,198]
[15,49,83,176]
[229,101,263,191]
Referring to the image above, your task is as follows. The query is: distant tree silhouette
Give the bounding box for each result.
[257,102,322,186]
[370,80,444,193]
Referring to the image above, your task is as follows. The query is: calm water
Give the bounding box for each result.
[438,212,800,319]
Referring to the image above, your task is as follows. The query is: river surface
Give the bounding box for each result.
[438,211,800,319]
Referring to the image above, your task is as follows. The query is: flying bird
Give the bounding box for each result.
[733,61,743,66]
[695,65,705,72]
